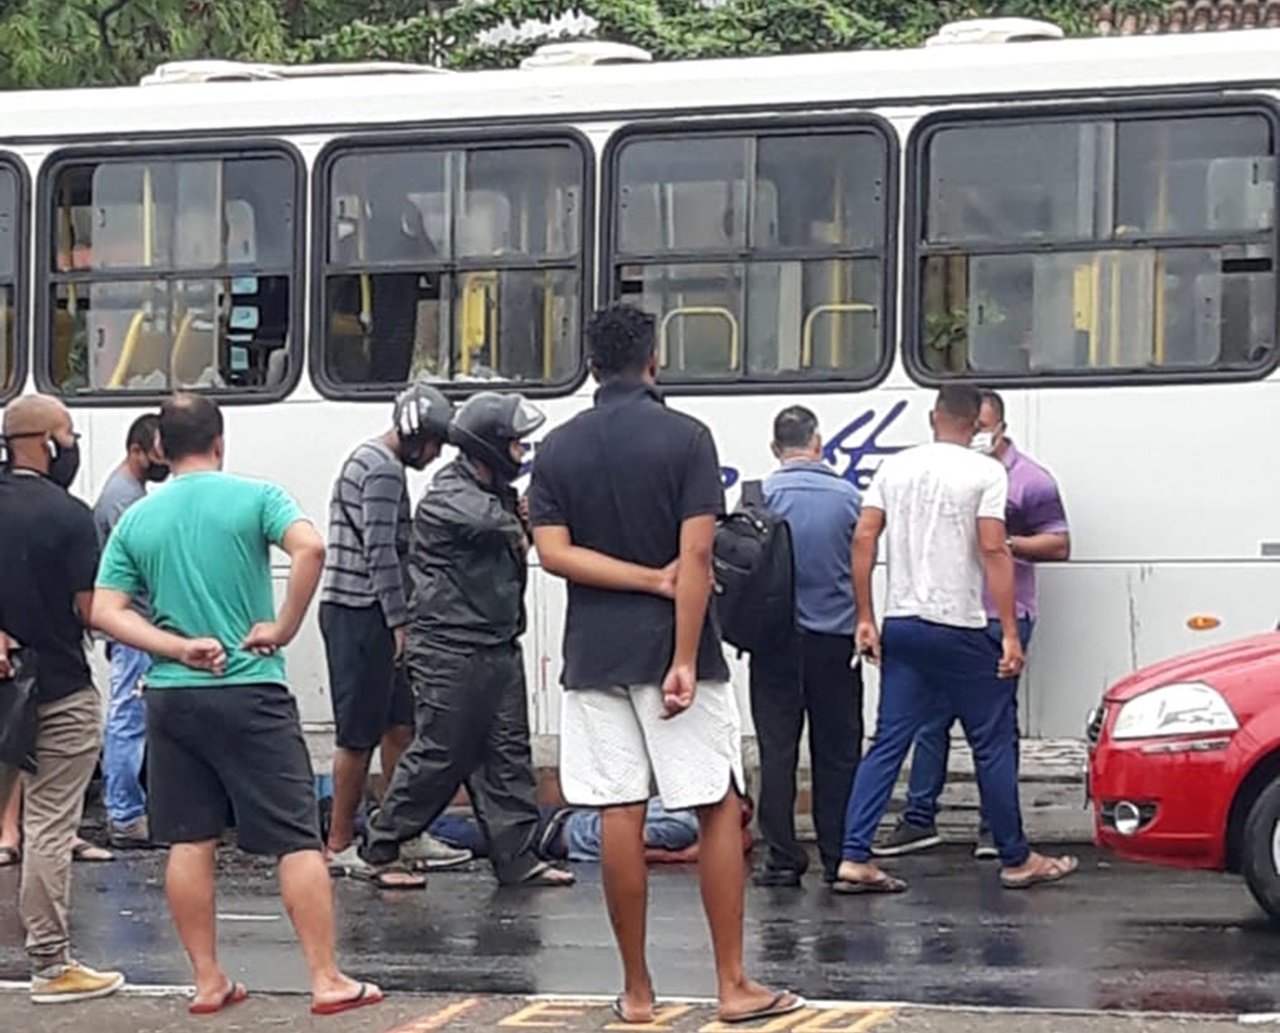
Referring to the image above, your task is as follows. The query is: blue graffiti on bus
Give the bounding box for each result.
[823,399,911,490]
[521,400,911,490]
[719,399,910,491]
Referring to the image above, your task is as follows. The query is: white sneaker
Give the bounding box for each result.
[400,832,472,871]
[31,960,126,1004]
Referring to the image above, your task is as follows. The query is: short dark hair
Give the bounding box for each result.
[159,393,223,462]
[979,389,1005,423]
[773,405,818,451]
[586,303,656,377]
[126,413,160,454]
[936,383,982,423]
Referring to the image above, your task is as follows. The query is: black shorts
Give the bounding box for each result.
[320,602,413,750]
[146,684,321,857]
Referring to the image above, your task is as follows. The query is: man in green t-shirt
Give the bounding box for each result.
[90,393,382,1020]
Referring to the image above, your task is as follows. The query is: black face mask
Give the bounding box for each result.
[48,437,81,489]
[144,461,170,483]
[402,440,433,472]
[492,444,524,485]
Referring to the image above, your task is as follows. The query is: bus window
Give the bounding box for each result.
[0,167,16,401]
[320,139,585,392]
[916,108,1277,380]
[611,125,890,384]
[45,151,297,397]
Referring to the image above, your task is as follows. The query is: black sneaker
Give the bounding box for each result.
[753,867,803,888]
[870,819,942,857]
[973,831,999,860]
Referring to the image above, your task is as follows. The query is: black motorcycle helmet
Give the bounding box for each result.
[393,380,453,468]
[449,392,546,482]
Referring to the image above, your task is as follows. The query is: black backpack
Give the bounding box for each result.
[712,481,796,656]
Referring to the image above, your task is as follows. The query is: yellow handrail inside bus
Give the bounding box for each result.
[802,302,875,367]
[107,310,151,388]
[659,306,739,371]
[460,271,497,375]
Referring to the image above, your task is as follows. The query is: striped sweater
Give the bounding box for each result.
[320,439,411,628]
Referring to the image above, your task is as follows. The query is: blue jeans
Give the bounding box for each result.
[902,618,1033,833]
[562,799,698,862]
[429,799,699,863]
[103,643,150,825]
[841,617,1030,868]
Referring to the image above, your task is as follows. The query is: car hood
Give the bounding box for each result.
[1105,632,1280,703]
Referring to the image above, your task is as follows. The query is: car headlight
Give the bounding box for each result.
[1112,681,1239,741]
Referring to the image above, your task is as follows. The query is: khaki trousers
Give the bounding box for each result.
[0,686,102,970]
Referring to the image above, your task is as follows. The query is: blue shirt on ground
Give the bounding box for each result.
[764,460,862,637]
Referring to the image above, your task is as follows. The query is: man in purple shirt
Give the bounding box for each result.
[873,389,1070,860]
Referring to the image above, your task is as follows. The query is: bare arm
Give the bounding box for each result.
[532,526,675,598]
[852,507,885,663]
[978,517,1018,640]
[246,521,326,652]
[672,514,716,670]
[91,589,196,661]
[852,508,884,626]
[74,590,95,628]
[0,629,16,680]
[1010,532,1070,563]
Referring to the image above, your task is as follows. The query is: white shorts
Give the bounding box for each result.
[559,682,745,812]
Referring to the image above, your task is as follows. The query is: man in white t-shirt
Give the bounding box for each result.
[832,384,1078,893]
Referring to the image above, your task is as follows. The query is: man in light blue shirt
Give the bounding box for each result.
[750,406,864,888]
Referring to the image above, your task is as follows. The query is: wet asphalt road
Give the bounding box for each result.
[1,846,1278,1016]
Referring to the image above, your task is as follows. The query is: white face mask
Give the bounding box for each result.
[970,431,996,456]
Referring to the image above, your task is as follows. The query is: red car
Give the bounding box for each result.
[1088,632,1280,920]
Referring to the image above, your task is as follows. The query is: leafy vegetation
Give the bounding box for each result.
[0,1,1169,89]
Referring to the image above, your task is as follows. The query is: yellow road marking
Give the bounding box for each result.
[605,1003,696,1029]
[384,997,481,1033]
[500,1000,591,1028]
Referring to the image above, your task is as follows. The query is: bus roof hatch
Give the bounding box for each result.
[924,17,1065,47]
[139,59,452,86]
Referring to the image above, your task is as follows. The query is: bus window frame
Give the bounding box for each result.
[33,137,306,408]
[902,96,1280,389]
[310,126,596,402]
[0,152,29,407]
[600,112,899,397]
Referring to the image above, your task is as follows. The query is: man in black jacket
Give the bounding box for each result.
[360,392,573,888]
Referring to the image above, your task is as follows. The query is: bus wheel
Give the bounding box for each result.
[1242,779,1280,924]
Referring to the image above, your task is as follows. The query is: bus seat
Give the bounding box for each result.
[107,311,168,389]
[172,310,218,387]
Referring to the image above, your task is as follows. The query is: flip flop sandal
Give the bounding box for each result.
[311,981,384,1016]
[831,873,908,895]
[720,991,807,1025]
[344,862,425,890]
[520,861,576,887]
[1000,856,1080,890]
[189,982,248,1015]
[71,842,115,863]
[0,846,19,868]
[611,995,656,1025]
[328,852,426,890]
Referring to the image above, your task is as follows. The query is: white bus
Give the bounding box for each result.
[2,20,1278,769]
